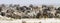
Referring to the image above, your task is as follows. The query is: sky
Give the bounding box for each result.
[0,0,60,6]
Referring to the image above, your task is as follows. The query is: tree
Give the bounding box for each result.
[29,4,33,8]
[1,4,6,7]
[42,5,47,8]
[9,4,13,7]
[13,4,20,7]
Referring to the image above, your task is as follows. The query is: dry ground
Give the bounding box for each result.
[0,15,60,23]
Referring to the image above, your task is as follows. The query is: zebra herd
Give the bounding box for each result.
[0,4,60,19]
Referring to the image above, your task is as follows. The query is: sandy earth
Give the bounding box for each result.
[0,16,60,23]
[21,18,60,23]
[0,18,60,23]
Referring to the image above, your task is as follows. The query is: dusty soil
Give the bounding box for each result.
[0,15,60,23]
